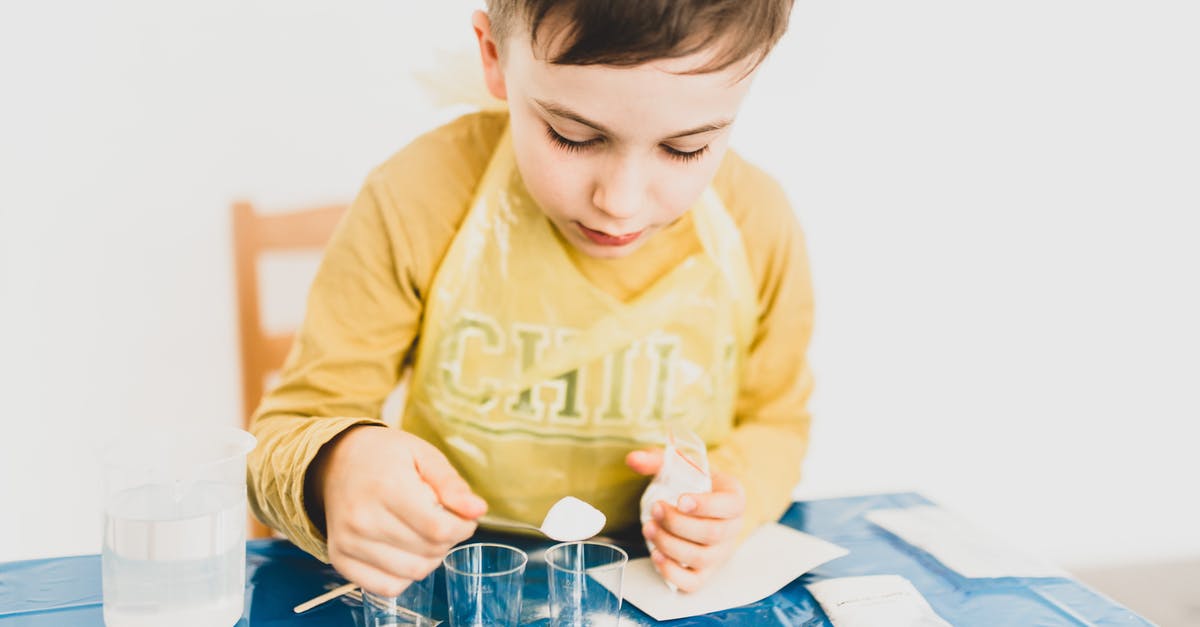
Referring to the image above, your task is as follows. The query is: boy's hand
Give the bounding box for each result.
[626,449,746,593]
[317,426,487,597]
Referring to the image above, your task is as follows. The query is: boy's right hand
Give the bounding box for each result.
[316,426,487,596]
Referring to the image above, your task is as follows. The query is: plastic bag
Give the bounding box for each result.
[639,427,713,555]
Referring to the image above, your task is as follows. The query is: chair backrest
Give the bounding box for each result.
[231,200,346,537]
[231,201,347,423]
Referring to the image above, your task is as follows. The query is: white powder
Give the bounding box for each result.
[539,496,606,542]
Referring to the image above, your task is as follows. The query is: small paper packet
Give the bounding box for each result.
[807,575,951,627]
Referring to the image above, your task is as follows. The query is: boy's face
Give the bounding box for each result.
[475,13,756,259]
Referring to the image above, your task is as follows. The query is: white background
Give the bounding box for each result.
[2,0,1197,571]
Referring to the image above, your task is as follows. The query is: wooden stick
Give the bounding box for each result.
[293,582,358,614]
[293,582,442,625]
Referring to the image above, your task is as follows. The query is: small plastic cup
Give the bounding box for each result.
[361,576,437,627]
[443,543,528,627]
[546,541,628,627]
[100,424,256,627]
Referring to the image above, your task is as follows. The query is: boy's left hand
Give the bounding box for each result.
[626,449,746,593]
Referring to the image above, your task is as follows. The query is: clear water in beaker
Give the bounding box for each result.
[100,425,255,627]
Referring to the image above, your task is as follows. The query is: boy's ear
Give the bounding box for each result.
[472,10,507,101]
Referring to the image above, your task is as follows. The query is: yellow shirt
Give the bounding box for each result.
[247,111,815,562]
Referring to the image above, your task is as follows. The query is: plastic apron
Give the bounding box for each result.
[401,128,758,532]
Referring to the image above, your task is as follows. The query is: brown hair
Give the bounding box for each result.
[485,0,794,74]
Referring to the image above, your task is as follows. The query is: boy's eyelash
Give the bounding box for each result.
[545,125,602,152]
[661,144,709,163]
[544,124,709,163]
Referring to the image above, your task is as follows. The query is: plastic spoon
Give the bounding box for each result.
[478,496,606,542]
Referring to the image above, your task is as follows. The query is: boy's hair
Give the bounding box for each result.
[486,0,794,74]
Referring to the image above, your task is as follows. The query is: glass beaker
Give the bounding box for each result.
[101,424,256,627]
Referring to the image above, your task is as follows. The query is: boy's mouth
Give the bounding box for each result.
[577,223,645,247]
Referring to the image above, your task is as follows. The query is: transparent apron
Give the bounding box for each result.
[401,128,757,532]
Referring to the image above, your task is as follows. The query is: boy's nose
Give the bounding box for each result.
[592,158,646,222]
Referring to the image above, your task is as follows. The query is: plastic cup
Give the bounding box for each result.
[100,424,256,627]
[443,543,528,627]
[546,541,628,627]
[361,576,437,627]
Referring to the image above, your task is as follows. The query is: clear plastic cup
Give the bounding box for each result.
[361,576,437,627]
[443,543,527,627]
[546,541,628,627]
[100,424,256,627]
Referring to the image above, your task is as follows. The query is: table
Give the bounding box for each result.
[0,493,1151,625]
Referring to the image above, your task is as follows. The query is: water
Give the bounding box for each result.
[102,482,245,627]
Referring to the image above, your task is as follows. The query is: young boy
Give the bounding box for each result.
[247,0,812,596]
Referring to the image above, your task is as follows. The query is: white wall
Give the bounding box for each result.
[2,1,1197,568]
[762,1,1200,568]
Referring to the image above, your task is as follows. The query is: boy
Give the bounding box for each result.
[248,0,812,596]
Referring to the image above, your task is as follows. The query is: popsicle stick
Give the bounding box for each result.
[293,582,443,625]
[293,582,358,614]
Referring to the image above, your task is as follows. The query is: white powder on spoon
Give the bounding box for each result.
[539,496,606,542]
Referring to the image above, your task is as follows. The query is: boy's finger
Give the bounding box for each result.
[331,553,413,598]
[343,504,439,558]
[624,448,664,476]
[644,521,711,570]
[340,536,443,582]
[385,487,477,547]
[676,488,745,520]
[650,549,706,593]
[656,501,740,546]
[372,514,453,560]
[410,438,487,518]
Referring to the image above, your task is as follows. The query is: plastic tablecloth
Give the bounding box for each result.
[0,492,1151,625]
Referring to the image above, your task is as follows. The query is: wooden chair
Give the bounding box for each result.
[231,200,346,538]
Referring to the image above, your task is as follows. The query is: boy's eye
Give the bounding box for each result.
[544,124,708,164]
[545,125,603,153]
[661,144,710,163]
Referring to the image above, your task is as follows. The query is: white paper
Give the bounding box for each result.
[866,505,1067,579]
[807,575,951,627]
[600,522,848,621]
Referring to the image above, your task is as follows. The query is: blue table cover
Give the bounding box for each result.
[0,493,1150,625]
